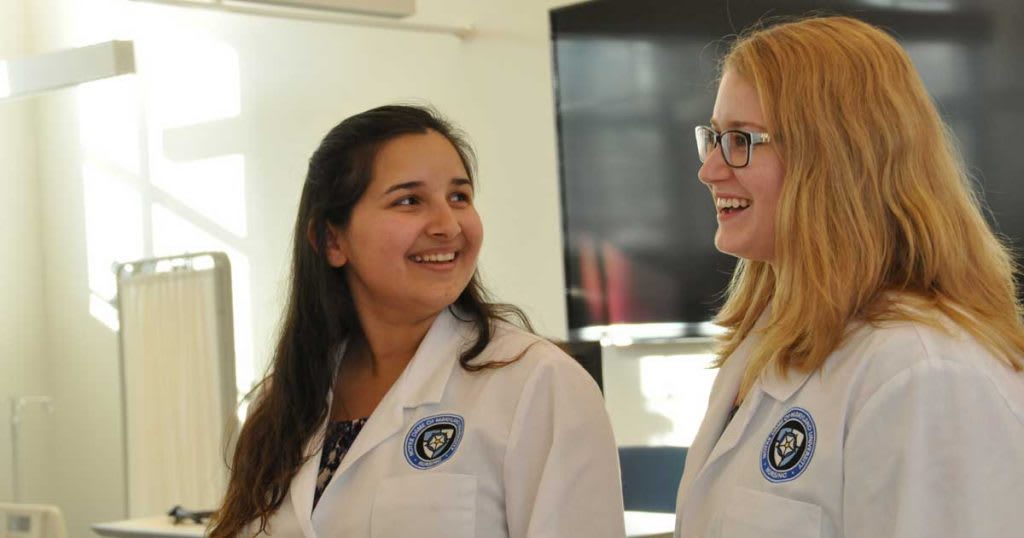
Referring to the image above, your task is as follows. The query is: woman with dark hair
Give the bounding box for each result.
[208,105,624,538]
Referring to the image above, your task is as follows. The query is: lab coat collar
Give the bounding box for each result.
[290,307,472,532]
[758,363,815,403]
[714,303,815,404]
[392,307,473,409]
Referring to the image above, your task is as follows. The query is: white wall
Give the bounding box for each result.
[0,0,53,505]
[19,0,580,536]
[602,341,718,447]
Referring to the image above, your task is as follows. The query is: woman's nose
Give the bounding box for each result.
[697,145,731,185]
[427,203,461,238]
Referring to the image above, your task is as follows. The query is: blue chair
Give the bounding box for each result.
[619,445,688,513]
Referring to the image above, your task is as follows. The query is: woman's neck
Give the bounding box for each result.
[356,309,438,372]
[330,311,439,421]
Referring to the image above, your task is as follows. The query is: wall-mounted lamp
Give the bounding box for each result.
[0,40,135,102]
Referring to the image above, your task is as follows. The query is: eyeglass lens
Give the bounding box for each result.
[695,128,750,167]
[722,131,749,167]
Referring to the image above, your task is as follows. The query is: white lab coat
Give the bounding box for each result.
[675,312,1024,538]
[249,308,625,538]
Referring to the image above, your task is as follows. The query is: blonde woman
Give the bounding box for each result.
[676,16,1024,538]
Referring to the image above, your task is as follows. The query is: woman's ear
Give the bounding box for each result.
[324,223,348,268]
[308,220,348,267]
[306,219,319,252]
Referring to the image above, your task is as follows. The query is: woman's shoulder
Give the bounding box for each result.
[838,315,1024,421]
[469,320,596,382]
[447,320,605,418]
[845,313,1005,369]
[489,320,576,365]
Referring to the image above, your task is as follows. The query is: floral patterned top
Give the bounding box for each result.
[313,418,368,509]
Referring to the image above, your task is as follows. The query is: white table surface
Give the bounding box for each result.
[93,511,674,538]
[624,510,675,537]
[91,516,206,538]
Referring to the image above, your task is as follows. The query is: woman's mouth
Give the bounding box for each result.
[716,196,751,215]
[409,252,458,264]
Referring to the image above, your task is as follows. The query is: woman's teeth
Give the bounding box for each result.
[715,197,751,210]
[412,252,456,263]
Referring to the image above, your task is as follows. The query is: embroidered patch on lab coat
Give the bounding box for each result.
[404,413,465,470]
[761,407,816,483]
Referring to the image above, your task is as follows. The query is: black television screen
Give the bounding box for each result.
[551,0,1024,341]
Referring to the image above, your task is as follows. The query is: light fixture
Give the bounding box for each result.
[128,0,473,38]
[229,0,415,18]
[0,41,135,101]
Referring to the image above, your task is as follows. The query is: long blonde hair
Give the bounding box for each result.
[713,16,1024,398]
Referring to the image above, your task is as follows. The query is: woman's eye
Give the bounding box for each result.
[450,191,472,203]
[730,133,749,148]
[394,196,419,206]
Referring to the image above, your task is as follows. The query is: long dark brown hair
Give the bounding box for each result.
[209,105,529,537]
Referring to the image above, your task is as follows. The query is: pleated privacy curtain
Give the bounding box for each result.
[117,253,235,517]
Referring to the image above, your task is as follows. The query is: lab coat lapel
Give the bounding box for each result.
[700,364,813,472]
[329,309,468,479]
[288,343,347,535]
[289,417,328,538]
[682,325,817,500]
[700,378,763,471]
[677,335,750,505]
[679,309,775,505]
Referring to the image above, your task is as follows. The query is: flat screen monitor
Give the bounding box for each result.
[551,0,1023,341]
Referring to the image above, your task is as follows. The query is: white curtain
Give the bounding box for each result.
[119,269,231,516]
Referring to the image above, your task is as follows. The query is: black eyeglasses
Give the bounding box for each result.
[695,125,772,168]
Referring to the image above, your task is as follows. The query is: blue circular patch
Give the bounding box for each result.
[761,407,816,483]
[404,414,465,470]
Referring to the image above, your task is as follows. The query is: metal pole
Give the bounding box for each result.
[10,397,19,502]
[9,396,54,502]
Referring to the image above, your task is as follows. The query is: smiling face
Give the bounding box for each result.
[326,129,483,324]
[699,70,785,263]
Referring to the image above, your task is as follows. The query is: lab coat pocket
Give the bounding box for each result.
[720,487,821,538]
[371,473,477,538]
